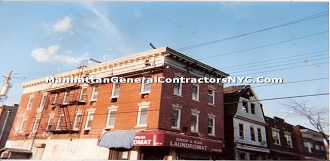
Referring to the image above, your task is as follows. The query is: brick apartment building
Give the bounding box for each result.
[293,125,328,160]
[224,85,270,160]
[5,47,229,160]
[0,104,18,149]
[265,116,300,160]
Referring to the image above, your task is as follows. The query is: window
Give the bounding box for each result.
[239,123,244,139]
[73,113,82,130]
[111,83,120,98]
[171,109,181,129]
[257,128,262,142]
[141,76,152,94]
[309,143,314,153]
[284,133,293,147]
[85,112,94,129]
[315,145,320,151]
[91,85,99,100]
[250,126,255,141]
[251,103,255,114]
[56,115,65,130]
[321,145,325,151]
[53,93,59,104]
[26,96,34,110]
[63,91,70,104]
[32,118,41,132]
[208,118,215,135]
[272,130,280,145]
[137,106,148,126]
[106,109,117,128]
[192,84,199,101]
[208,90,215,105]
[173,78,182,96]
[46,116,54,131]
[191,114,199,132]
[39,94,47,108]
[242,101,248,113]
[80,87,87,102]
[303,142,309,151]
[19,119,27,132]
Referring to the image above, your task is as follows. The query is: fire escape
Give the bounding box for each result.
[46,60,89,134]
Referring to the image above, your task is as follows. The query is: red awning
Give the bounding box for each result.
[133,131,223,153]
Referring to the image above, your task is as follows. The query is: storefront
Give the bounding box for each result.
[98,130,223,160]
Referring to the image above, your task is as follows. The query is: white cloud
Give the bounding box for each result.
[53,16,73,33]
[31,45,87,64]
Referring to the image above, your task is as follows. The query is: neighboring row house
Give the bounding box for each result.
[4,47,229,160]
[224,85,269,160]
[2,47,328,160]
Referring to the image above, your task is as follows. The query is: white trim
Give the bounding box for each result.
[190,112,199,133]
[208,117,215,136]
[39,94,47,108]
[56,114,65,130]
[140,76,152,94]
[90,84,99,101]
[136,105,148,127]
[192,84,199,101]
[208,89,215,106]
[111,83,120,98]
[80,87,88,102]
[32,118,41,132]
[26,96,34,110]
[173,77,182,96]
[138,101,150,106]
[63,91,70,104]
[72,113,82,130]
[85,111,94,130]
[171,108,181,129]
[53,92,59,104]
[46,115,54,131]
[19,119,27,133]
[106,109,117,129]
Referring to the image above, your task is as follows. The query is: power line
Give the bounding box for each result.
[230,56,328,74]
[225,52,328,72]
[236,61,328,77]
[198,31,328,60]
[177,11,328,51]
[253,77,328,88]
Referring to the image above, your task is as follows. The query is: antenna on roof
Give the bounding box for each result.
[89,58,102,63]
[149,42,156,49]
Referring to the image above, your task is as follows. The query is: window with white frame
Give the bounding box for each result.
[251,103,256,114]
[239,123,244,139]
[80,87,87,102]
[141,76,152,94]
[257,128,262,142]
[309,142,314,153]
[46,116,54,131]
[315,145,320,152]
[63,91,70,104]
[321,145,325,151]
[137,106,148,126]
[91,85,99,100]
[208,117,215,135]
[303,142,309,152]
[284,133,293,147]
[106,109,117,128]
[272,129,280,145]
[53,93,59,104]
[250,126,255,141]
[171,109,181,129]
[19,119,27,132]
[32,118,41,132]
[191,113,199,132]
[85,112,94,129]
[242,101,248,113]
[26,96,34,110]
[192,84,199,101]
[208,89,215,105]
[173,78,182,96]
[111,83,120,98]
[56,115,65,130]
[73,113,82,130]
[39,94,47,108]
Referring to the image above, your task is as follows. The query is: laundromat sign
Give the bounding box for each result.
[133,131,222,152]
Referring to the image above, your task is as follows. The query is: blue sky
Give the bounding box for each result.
[0,2,328,132]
